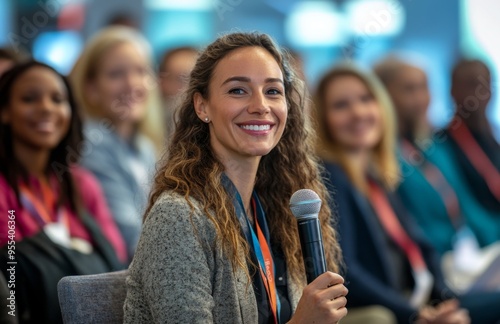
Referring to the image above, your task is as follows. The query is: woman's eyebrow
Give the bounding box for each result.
[222,76,284,85]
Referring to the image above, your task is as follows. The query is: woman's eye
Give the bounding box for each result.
[21,96,34,103]
[331,100,348,110]
[267,88,283,95]
[228,88,245,95]
[361,94,374,102]
[52,95,66,104]
[108,69,125,79]
[21,94,37,103]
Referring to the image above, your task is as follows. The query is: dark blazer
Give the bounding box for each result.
[0,212,124,324]
[322,162,451,323]
[322,161,500,324]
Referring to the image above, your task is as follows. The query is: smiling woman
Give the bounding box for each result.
[0,61,126,323]
[193,46,287,162]
[7,66,72,154]
[124,32,347,324]
[69,26,164,262]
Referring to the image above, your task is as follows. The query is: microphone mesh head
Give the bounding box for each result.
[289,189,322,219]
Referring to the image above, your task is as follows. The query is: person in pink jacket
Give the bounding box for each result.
[0,61,126,324]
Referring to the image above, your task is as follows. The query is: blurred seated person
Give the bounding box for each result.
[374,58,500,255]
[375,58,500,292]
[314,64,500,323]
[159,46,198,100]
[445,59,500,213]
[0,48,16,78]
[287,49,314,117]
[70,26,164,261]
[158,46,198,139]
[106,12,139,29]
[0,61,126,324]
[287,49,307,85]
[0,47,29,78]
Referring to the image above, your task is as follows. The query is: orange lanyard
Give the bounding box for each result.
[19,179,70,229]
[252,198,279,323]
[221,173,281,323]
[448,120,500,201]
[368,180,427,271]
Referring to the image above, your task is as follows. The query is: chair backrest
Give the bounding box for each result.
[57,270,128,324]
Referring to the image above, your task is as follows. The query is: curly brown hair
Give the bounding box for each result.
[144,32,342,286]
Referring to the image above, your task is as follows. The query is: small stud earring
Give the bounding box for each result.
[204,117,209,123]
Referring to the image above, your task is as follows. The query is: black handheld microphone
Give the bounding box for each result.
[290,189,327,284]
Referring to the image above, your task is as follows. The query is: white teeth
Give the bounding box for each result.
[240,124,271,131]
[35,121,56,132]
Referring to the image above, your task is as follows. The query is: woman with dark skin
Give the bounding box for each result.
[0,61,125,323]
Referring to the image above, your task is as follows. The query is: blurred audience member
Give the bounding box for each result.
[314,64,500,323]
[70,26,163,261]
[0,47,28,78]
[288,49,307,85]
[159,46,198,99]
[107,12,139,29]
[374,57,431,144]
[0,49,16,78]
[287,49,313,117]
[0,61,126,323]
[158,46,198,140]
[446,59,500,213]
[374,58,500,260]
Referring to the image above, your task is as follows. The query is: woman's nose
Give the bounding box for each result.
[248,92,270,114]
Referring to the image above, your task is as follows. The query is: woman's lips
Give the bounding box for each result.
[33,120,57,133]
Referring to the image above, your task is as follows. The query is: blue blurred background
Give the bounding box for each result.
[1,0,499,134]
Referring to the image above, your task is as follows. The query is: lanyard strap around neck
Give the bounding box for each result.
[368,179,427,271]
[251,197,280,324]
[19,179,69,229]
[448,120,500,201]
[221,174,281,323]
[401,140,463,228]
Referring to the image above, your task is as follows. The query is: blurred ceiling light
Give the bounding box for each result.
[285,2,345,47]
[345,0,405,36]
[33,31,83,74]
[145,0,212,11]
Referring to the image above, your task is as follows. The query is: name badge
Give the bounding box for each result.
[44,222,71,248]
[453,226,484,274]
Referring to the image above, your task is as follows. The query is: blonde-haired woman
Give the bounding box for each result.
[124,32,348,323]
[70,26,163,261]
[315,64,476,324]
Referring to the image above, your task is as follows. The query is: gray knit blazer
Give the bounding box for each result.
[123,192,303,323]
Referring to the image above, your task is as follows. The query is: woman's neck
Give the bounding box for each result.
[114,120,136,142]
[13,140,50,180]
[344,148,370,174]
[223,156,260,219]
